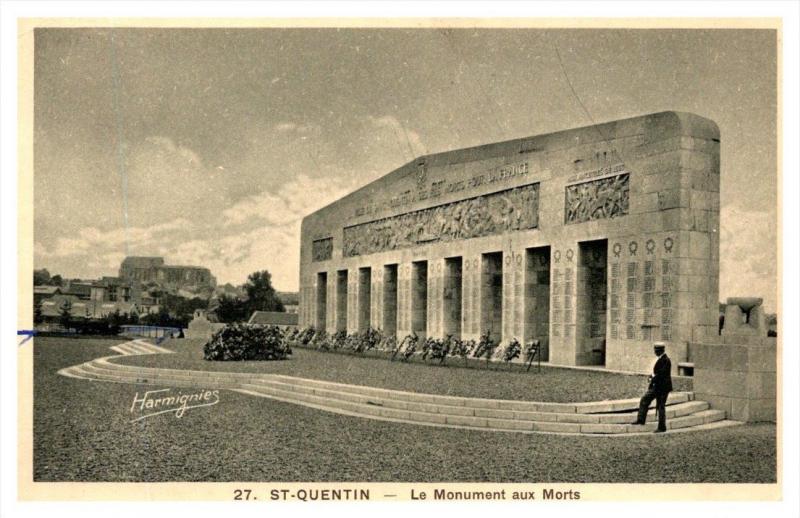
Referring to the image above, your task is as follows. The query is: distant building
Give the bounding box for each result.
[138,290,161,315]
[35,275,161,321]
[40,294,140,321]
[90,276,132,303]
[40,294,79,319]
[247,311,299,329]
[33,285,61,306]
[61,280,93,300]
[119,256,216,293]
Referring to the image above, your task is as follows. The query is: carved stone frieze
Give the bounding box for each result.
[311,237,333,262]
[565,173,630,224]
[343,183,540,257]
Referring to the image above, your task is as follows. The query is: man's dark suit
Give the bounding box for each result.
[635,354,673,431]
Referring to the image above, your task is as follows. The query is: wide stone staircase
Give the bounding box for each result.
[58,340,738,436]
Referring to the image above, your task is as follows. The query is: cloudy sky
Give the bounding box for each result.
[33,28,778,311]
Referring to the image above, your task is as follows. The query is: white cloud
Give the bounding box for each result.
[143,136,203,168]
[222,174,356,227]
[35,115,425,290]
[274,122,297,132]
[274,122,319,134]
[37,217,192,258]
[367,114,427,157]
[719,206,778,313]
[163,222,302,290]
[122,136,231,229]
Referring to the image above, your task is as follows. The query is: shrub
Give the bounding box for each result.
[331,330,347,350]
[503,338,522,364]
[284,327,318,349]
[429,336,450,364]
[450,338,476,366]
[523,339,540,362]
[401,333,419,362]
[311,329,330,350]
[338,327,384,354]
[391,332,418,362]
[523,339,542,371]
[362,327,383,352]
[283,328,301,347]
[473,332,498,367]
[343,332,361,352]
[203,323,291,361]
[420,336,433,360]
[297,327,316,345]
[378,334,397,352]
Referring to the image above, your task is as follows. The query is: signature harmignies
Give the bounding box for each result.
[129,388,220,422]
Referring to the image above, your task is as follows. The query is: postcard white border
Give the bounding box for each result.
[2,2,798,517]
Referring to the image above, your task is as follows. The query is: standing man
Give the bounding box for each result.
[631,342,673,433]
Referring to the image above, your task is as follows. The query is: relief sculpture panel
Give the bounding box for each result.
[564,173,630,224]
[311,237,333,262]
[343,183,540,257]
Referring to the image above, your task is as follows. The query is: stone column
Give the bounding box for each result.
[427,259,445,339]
[461,255,481,342]
[443,257,463,340]
[501,250,524,345]
[549,246,578,366]
[326,272,336,334]
[382,264,399,337]
[371,266,383,334]
[396,263,413,339]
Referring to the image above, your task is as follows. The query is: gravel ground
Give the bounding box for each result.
[116,338,692,402]
[34,337,775,483]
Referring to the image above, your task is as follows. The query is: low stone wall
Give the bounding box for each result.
[692,336,776,423]
[607,340,688,377]
[185,319,225,340]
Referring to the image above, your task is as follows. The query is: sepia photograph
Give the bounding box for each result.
[6,6,796,508]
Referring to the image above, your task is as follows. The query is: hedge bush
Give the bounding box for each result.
[203,323,291,361]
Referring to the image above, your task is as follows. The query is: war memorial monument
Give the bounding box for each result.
[299,111,775,422]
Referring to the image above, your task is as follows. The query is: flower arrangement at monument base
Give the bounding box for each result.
[203,323,291,361]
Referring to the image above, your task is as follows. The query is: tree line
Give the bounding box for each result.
[214,270,284,323]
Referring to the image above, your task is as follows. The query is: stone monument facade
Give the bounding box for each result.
[299,111,721,374]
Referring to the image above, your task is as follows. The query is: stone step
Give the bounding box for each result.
[95,354,695,414]
[67,359,726,435]
[238,382,728,435]
[97,344,694,421]
[244,377,705,424]
[87,360,264,386]
[261,373,694,413]
[138,341,175,355]
[122,343,154,355]
[60,341,729,436]
[79,362,245,389]
[92,357,266,382]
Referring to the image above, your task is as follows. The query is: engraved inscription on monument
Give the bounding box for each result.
[311,237,333,262]
[343,183,540,257]
[564,173,630,224]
